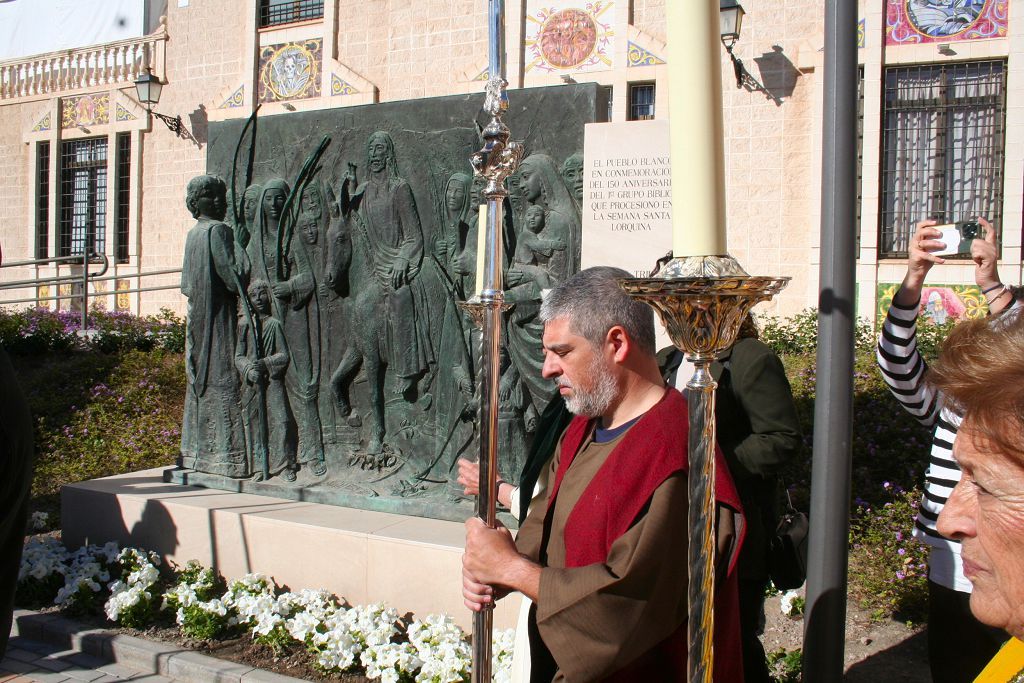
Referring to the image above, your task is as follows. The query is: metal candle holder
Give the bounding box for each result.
[620,254,788,683]
[459,2,523,681]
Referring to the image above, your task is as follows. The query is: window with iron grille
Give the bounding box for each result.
[628,83,655,121]
[59,137,108,258]
[115,133,131,264]
[879,60,1006,259]
[259,0,323,28]
[36,142,50,260]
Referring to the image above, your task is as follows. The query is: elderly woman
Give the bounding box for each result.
[932,308,1024,680]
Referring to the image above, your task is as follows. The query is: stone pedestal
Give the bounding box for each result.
[61,468,520,630]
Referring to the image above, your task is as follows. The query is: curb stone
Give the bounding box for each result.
[11,610,306,683]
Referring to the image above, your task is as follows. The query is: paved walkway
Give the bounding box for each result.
[4,610,301,683]
[1,634,168,683]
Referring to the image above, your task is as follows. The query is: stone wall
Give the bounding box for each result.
[335,0,488,102]
[137,0,248,313]
[0,100,41,304]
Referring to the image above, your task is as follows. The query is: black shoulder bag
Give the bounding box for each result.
[768,486,809,590]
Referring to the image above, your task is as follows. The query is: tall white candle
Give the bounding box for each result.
[474,204,487,298]
[667,0,728,257]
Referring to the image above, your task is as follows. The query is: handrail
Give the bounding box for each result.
[0,252,182,328]
[0,266,183,291]
[0,254,92,269]
[0,281,180,307]
[0,254,108,289]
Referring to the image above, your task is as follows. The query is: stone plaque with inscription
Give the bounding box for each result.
[581,120,672,277]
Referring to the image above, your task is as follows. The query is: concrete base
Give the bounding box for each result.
[62,468,520,630]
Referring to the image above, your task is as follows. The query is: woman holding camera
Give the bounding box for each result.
[876,217,1019,681]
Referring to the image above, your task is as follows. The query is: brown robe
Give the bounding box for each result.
[515,426,691,681]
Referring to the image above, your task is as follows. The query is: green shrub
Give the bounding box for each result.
[28,350,185,498]
[767,647,803,683]
[0,308,78,354]
[155,308,186,353]
[765,306,946,622]
[848,486,930,622]
[164,561,232,641]
[915,317,957,359]
[758,308,875,356]
[0,305,187,354]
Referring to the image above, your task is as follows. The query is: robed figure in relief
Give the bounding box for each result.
[180,175,248,477]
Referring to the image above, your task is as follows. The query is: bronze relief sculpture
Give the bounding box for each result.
[174,84,599,520]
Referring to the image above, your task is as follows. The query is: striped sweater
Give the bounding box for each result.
[876,296,962,557]
[877,293,1022,592]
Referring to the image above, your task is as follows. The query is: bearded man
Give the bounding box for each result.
[341,131,428,397]
[463,266,745,682]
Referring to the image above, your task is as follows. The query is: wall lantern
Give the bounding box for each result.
[134,68,191,140]
[719,0,775,102]
[719,0,745,49]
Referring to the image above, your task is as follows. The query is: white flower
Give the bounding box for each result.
[97,542,121,564]
[492,627,515,681]
[285,610,321,643]
[204,598,228,616]
[361,641,420,682]
[18,537,68,584]
[408,614,471,682]
[314,615,359,673]
[102,546,162,624]
[780,590,802,616]
[30,511,49,530]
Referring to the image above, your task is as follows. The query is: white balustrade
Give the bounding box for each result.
[0,31,166,101]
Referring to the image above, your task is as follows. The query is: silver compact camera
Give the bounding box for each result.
[933,221,984,257]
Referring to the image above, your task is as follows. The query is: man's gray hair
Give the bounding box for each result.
[540,266,656,355]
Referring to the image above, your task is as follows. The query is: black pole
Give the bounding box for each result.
[803,0,858,680]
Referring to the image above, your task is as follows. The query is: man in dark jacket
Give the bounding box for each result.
[660,318,802,683]
[0,344,35,659]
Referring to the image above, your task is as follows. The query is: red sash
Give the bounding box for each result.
[546,388,745,682]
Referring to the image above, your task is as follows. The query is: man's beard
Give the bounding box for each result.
[558,358,619,418]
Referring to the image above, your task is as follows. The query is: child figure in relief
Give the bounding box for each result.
[510,205,567,293]
[235,279,298,481]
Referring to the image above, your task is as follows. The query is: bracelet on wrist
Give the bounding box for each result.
[982,282,1004,295]
[986,286,1012,305]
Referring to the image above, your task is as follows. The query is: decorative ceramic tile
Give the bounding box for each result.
[115,103,137,121]
[37,285,50,304]
[886,0,1008,45]
[258,38,323,103]
[876,282,988,323]
[330,74,357,96]
[525,1,615,74]
[116,279,131,311]
[221,85,245,109]
[58,284,73,311]
[627,41,665,67]
[32,112,51,132]
[61,94,110,128]
[858,18,866,48]
[92,280,107,309]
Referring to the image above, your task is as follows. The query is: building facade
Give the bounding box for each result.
[0,0,1020,323]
